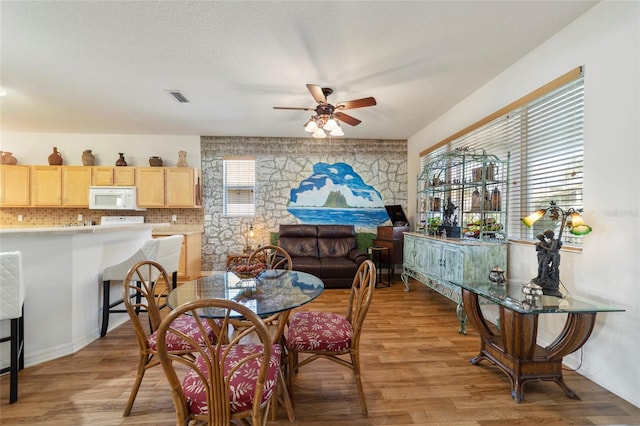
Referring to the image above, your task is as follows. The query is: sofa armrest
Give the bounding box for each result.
[348,248,369,263]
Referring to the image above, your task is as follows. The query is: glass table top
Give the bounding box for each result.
[167,270,324,318]
[456,280,625,314]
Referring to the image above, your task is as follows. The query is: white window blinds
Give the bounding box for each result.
[223,157,255,216]
[421,69,585,245]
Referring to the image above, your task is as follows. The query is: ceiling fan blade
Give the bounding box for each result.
[334,111,361,126]
[273,106,315,111]
[335,97,377,110]
[306,84,327,104]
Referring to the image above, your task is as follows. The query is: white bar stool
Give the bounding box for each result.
[100,235,183,337]
[0,251,26,404]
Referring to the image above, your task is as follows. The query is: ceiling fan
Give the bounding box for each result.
[273,84,377,137]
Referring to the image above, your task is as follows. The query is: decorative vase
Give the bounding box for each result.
[48,147,63,165]
[0,151,18,165]
[115,153,127,166]
[177,150,188,167]
[149,156,163,167]
[82,150,95,166]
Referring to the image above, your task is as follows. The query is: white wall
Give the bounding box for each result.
[408,1,640,407]
[0,133,201,168]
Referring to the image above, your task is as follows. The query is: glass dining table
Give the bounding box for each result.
[166,269,324,318]
[166,269,324,422]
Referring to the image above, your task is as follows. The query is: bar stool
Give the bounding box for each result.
[0,251,26,404]
[100,235,183,337]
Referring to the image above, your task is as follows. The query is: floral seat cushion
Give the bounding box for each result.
[183,343,282,415]
[286,311,353,352]
[148,315,217,352]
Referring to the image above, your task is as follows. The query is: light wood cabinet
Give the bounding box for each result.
[135,167,165,207]
[31,166,62,206]
[114,167,135,186]
[0,165,30,206]
[92,167,114,186]
[153,231,202,281]
[165,168,200,207]
[62,166,92,206]
[6,165,200,209]
[92,167,135,186]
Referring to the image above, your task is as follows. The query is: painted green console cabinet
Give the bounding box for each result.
[402,232,506,333]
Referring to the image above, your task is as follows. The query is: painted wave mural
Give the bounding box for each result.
[287,162,390,226]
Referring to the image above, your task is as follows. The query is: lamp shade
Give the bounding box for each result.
[312,128,326,138]
[522,209,547,227]
[323,118,338,132]
[304,120,319,133]
[568,212,592,235]
[330,124,344,136]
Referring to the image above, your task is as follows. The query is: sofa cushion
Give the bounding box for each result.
[290,257,323,277]
[278,225,319,258]
[318,238,353,258]
[319,257,359,278]
[317,225,357,258]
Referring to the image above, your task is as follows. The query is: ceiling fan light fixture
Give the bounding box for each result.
[304,119,319,133]
[312,128,326,138]
[274,84,377,139]
[324,118,338,132]
[330,123,344,136]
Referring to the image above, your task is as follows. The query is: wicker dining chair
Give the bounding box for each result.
[286,259,376,416]
[244,244,295,420]
[248,244,292,271]
[156,298,281,426]
[121,260,216,417]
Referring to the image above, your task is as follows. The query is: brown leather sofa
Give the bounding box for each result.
[278,224,369,289]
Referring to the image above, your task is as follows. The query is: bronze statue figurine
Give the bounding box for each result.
[533,229,563,297]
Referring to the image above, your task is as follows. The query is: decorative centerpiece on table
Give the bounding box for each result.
[230,262,266,280]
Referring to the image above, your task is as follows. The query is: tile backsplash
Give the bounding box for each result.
[0,207,204,227]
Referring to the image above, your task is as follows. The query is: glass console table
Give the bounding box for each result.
[457,280,624,402]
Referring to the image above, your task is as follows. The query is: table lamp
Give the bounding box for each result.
[521,201,592,296]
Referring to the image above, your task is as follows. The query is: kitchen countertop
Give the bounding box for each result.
[0,223,157,236]
[151,223,204,235]
[0,223,204,236]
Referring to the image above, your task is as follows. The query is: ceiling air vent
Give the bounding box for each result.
[166,90,190,103]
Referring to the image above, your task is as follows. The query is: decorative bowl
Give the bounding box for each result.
[230,262,266,279]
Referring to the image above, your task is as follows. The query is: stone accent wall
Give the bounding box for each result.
[200,136,407,271]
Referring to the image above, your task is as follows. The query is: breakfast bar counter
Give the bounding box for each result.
[0,224,154,369]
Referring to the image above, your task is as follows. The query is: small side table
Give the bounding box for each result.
[369,246,391,288]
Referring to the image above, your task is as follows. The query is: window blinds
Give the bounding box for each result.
[421,70,585,244]
[223,157,256,216]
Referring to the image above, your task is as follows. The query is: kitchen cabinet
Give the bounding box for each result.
[402,232,506,333]
[92,166,135,186]
[92,167,114,186]
[62,166,92,206]
[153,229,202,281]
[165,168,201,207]
[31,166,62,206]
[0,165,30,206]
[114,167,135,186]
[135,167,165,207]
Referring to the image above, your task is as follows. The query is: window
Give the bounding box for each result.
[421,67,585,245]
[223,157,255,216]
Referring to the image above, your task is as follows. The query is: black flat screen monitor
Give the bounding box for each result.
[385,205,408,226]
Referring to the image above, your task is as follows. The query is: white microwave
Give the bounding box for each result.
[89,186,144,210]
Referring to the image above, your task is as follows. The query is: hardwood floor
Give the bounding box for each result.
[2,278,640,425]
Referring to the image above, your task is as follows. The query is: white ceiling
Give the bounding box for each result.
[0,1,597,140]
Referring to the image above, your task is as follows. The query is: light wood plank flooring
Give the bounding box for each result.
[2,279,640,425]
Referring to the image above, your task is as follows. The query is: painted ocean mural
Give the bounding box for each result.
[287,162,390,226]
